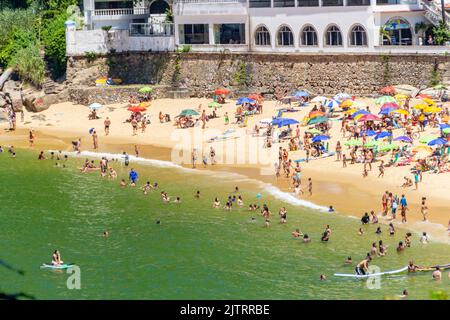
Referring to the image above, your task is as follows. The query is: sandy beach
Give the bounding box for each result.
[1,97,449,243]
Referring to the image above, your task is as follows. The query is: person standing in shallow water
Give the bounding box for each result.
[29,130,35,148]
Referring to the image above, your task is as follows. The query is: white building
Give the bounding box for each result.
[66,0,450,55]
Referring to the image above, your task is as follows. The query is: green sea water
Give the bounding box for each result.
[0,150,448,299]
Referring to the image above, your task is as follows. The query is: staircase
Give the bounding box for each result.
[422,1,450,27]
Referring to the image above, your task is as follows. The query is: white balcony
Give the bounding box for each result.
[92,7,150,20]
[174,0,248,16]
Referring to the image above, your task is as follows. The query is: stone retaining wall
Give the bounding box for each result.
[66,52,450,103]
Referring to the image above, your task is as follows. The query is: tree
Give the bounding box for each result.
[432,21,450,45]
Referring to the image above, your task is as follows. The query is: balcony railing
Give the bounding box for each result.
[93,8,149,17]
[322,0,344,5]
[347,0,370,5]
[129,23,174,37]
[175,0,245,3]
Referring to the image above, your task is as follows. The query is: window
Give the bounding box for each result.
[277,26,294,46]
[382,17,412,45]
[214,24,246,45]
[322,0,343,5]
[149,0,169,14]
[297,0,319,6]
[255,26,271,46]
[349,25,367,46]
[95,1,133,9]
[274,0,295,6]
[301,26,318,46]
[325,25,342,46]
[249,0,271,7]
[180,24,209,44]
[347,0,370,5]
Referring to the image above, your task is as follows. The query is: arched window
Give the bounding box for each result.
[325,25,342,46]
[255,26,271,46]
[349,25,367,46]
[277,26,294,46]
[300,25,318,46]
[382,17,412,46]
[150,0,169,14]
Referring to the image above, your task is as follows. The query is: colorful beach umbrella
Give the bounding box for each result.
[325,99,341,109]
[375,96,397,105]
[360,130,377,137]
[311,96,327,103]
[127,105,147,113]
[305,128,322,135]
[423,106,442,114]
[413,104,428,110]
[381,102,400,110]
[340,100,354,108]
[334,93,351,101]
[375,131,392,140]
[309,111,326,119]
[88,103,103,110]
[138,86,153,94]
[422,97,435,105]
[394,94,408,100]
[379,107,396,115]
[419,135,438,144]
[312,135,330,143]
[352,109,369,118]
[344,108,358,115]
[428,138,446,146]
[380,86,396,95]
[358,114,381,122]
[343,139,362,147]
[208,102,221,108]
[308,116,328,125]
[416,94,432,99]
[379,143,398,152]
[391,109,409,116]
[215,88,230,95]
[179,109,199,116]
[236,97,255,105]
[272,118,299,127]
[394,136,413,143]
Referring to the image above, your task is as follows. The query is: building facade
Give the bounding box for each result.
[66,0,450,55]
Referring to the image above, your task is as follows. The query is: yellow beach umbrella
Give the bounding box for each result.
[413,104,428,110]
[394,94,408,100]
[353,113,365,121]
[413,145,433,152]
[414,150,432,159]
[344,108,358,115]
[424,106,442,113]
[422,98,435,105]
[341,100,354,108]
[392,109,409,116]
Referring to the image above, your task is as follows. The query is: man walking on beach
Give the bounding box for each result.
[92,130,98,150]
[201,110,207,129]
[104,117,111,136]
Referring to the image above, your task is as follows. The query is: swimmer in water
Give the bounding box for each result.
[355,256,371,275]
[345,257,352,264]
[51,250,64,266]
[109,167,117,179]
[358,228,364,236]
[432,267,442,281]
[302,234,311,243]
[292,228,303,238]
[142,181,153,195]
[103,231,109,237]
[237,196,244,207]
[194,190,200,199]
[173,197,181,203]
[320,274,326,281]
[420,232,429,244]
[396,241,406,252]
[328,206,335,213]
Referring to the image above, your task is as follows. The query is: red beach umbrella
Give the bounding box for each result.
[358,114,381,122]
[128,105,147,113]
[380,86,396,95]
[214,88,231,95]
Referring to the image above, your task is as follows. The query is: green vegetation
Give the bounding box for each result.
[85,51,97,63]
[233,61,253,89]
[172,54,182,86]
[432,21,450,45]
[0,0,80,86]
[429,61,441,87]
[380,54,391,85]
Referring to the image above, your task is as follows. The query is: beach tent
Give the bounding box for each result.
[179,109,199,117]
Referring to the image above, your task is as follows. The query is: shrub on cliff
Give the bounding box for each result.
[10,45,45,87]
[42,12,70,78]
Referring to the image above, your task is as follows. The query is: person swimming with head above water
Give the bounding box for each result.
[51,250,64,266]
[355,256,371,275]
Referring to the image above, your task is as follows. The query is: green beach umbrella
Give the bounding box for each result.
[308,116,328,125]
[375,96,397,105]
[419,135,438,144]
[138,86,153,94]
[443,128,450,134]
[343,139,362,147]
[364,140,380,148]
[305,128,322,135]
[179,109,199,117]
[208,102,221,108]
[379,143,398,152]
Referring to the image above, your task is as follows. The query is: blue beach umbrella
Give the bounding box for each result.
[439,123,450,130]
[272,118,299,127]
[394,136,413,143]
[427,138,446,146]
[325,99,341,109]
[236,97,255,105]
[294,91,310,98]
[378,107,397,115]
[360,130,377,137]
[312,135,330,143]
[352,109,369,118]
[375,131,392,140]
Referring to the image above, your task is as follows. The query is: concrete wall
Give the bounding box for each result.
[65,52,450,99]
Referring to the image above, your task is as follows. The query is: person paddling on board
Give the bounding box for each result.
[52,250,64,266]
[355,256,371,275]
